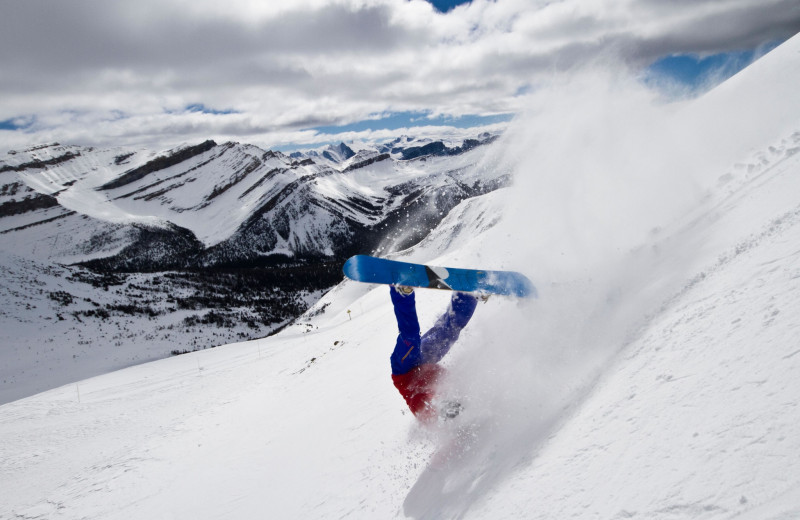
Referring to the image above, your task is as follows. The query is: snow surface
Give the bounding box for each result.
[2,34,800,519]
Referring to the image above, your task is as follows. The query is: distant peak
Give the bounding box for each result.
[322,142,355,163]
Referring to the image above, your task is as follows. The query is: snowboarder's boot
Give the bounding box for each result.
[439,401,462,420]
[395,285,414,296]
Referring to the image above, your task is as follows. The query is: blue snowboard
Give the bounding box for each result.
[343,255,537,298]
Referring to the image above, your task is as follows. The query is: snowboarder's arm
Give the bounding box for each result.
[390,287,422,374]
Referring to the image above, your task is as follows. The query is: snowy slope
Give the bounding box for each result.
[0,249,324,405]
[473,146,800,518]
[2,35,800,520]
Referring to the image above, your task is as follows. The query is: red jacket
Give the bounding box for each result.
[391,363,445,421]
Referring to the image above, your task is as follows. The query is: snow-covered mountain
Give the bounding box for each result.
[293,142,356,166]
[0,132,504,404]
[0,133,501,269]
[2,34,800,520]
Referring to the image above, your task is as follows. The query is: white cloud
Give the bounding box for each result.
[0,0,798,151]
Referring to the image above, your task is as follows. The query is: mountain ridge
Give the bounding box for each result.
[0,132,503,270]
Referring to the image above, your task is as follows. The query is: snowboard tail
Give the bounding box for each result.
[342,255,536,298]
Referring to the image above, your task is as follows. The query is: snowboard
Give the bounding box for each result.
[342,255,537,298]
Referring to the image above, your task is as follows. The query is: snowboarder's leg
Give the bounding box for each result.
[389,286,423,374]
[419,292,478,364]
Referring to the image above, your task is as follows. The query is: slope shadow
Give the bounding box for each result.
[402,411,563,519]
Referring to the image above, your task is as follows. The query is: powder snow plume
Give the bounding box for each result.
[412,67,748,516]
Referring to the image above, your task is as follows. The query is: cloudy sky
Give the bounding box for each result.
[1,0,799,152]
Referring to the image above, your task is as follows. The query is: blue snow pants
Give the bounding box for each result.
[389,286,478,375]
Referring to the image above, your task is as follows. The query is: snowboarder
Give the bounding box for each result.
[389,285,478,421]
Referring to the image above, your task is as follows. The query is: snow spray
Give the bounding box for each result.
[427,66,737,515]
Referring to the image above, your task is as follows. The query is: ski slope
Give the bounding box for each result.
[2,35,800,519]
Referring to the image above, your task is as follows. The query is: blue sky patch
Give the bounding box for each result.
[0,116,35,131]
[426,0,472,13]
[646,41,782,93]
[310,110,513,135]
[185,103,237,115]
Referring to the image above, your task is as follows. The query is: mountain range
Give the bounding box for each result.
[0,131,504,403]
[0,133,501,271]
